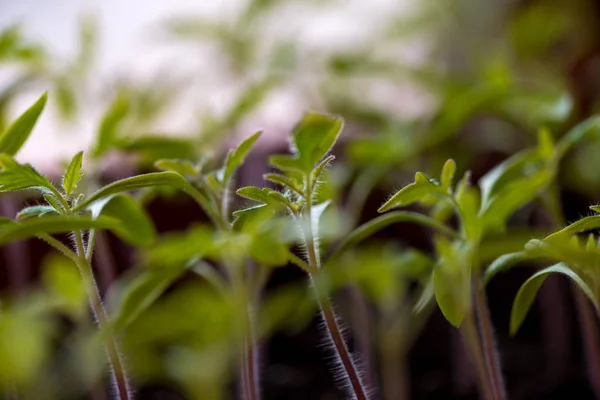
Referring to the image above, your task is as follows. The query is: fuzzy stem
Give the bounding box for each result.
[231,271,259,400]
[74,232,131,400]
[312,280,368,400]
[303,176,368,400]
[460,310,494,400]
[473,274,505,400]
[474,289,505,398]
[574,288,600,398]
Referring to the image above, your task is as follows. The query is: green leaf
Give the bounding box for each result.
[263,173,303,195]
[413,276,435,314]
[537,128,554,159]
[43,193,65,212]
[0,215,121,245]
[154,159,198,177]
[73,171,188,211]
[524,238,600,268]
[62,151,84,197]
[269,154,302,173]
[483,252,528,285]
[16,205,58,220]
[478,149,553,231]
[0,155,54,194]
[326,211,458,266]
[479,150,543,209]
[433,238,473,327]
[145,226,213,268]
[510,263,597,335]
[223,131,261,184]
[270,113,342,174]
[292,113,342,173]
[236,186,271,203]
[249,221,290,266]
[311,155,336,184]
[556,115,600,157]
[544,216,600,243]
[92,92,130,158]
[591,205,600,214]
[92,194,157,246]
[378,172,447,212]
[440,159,456,190]
[112,263,189,330]
[42,254,86,320]
[0,92,47,156]
[115,135,196,162]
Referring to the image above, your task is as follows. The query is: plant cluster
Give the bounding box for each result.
[0,90,599,399]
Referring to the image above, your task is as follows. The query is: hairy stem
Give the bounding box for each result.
[473,275,505,400]
[303,176,368,400]
[460,310,494,400]
[74,232,131,400]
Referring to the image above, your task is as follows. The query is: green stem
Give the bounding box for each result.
[302,176,368,400]
[230,265,259,400]
[74,231,131,400]
[473,274,505,400]
[460,310,494,400]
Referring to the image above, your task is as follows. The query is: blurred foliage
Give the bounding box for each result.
[1,0,600,398]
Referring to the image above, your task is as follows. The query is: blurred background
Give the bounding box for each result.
[2,0,600,399]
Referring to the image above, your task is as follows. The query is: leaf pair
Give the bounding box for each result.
[156,131,263,226]
[485,206,600,335]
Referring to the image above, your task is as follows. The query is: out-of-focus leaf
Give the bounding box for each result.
[92,93,130,158]
[155,159,198,177]
[327,211,458,265]
[112,263,189,330]
[74,172,189,211]
[0,92,47,156]
[510,263,596,335]
[222,131,261,184]
[414,276,435,314]
[483,252,529,285]
[92,194,157,247]
[42,254,86,320]
[116,136,196,162]
[62,151,84,197]
[144,226,214,268]
[440,159,456,190]
[0,215,120,245]
[248,221,290,266]
[0,303,52,386]
[556,115,600,157]
[433,238,473,327]
[457,187,482,241]
[478,148,553,231]
[378,172,447,212]
[54,76,77,120]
